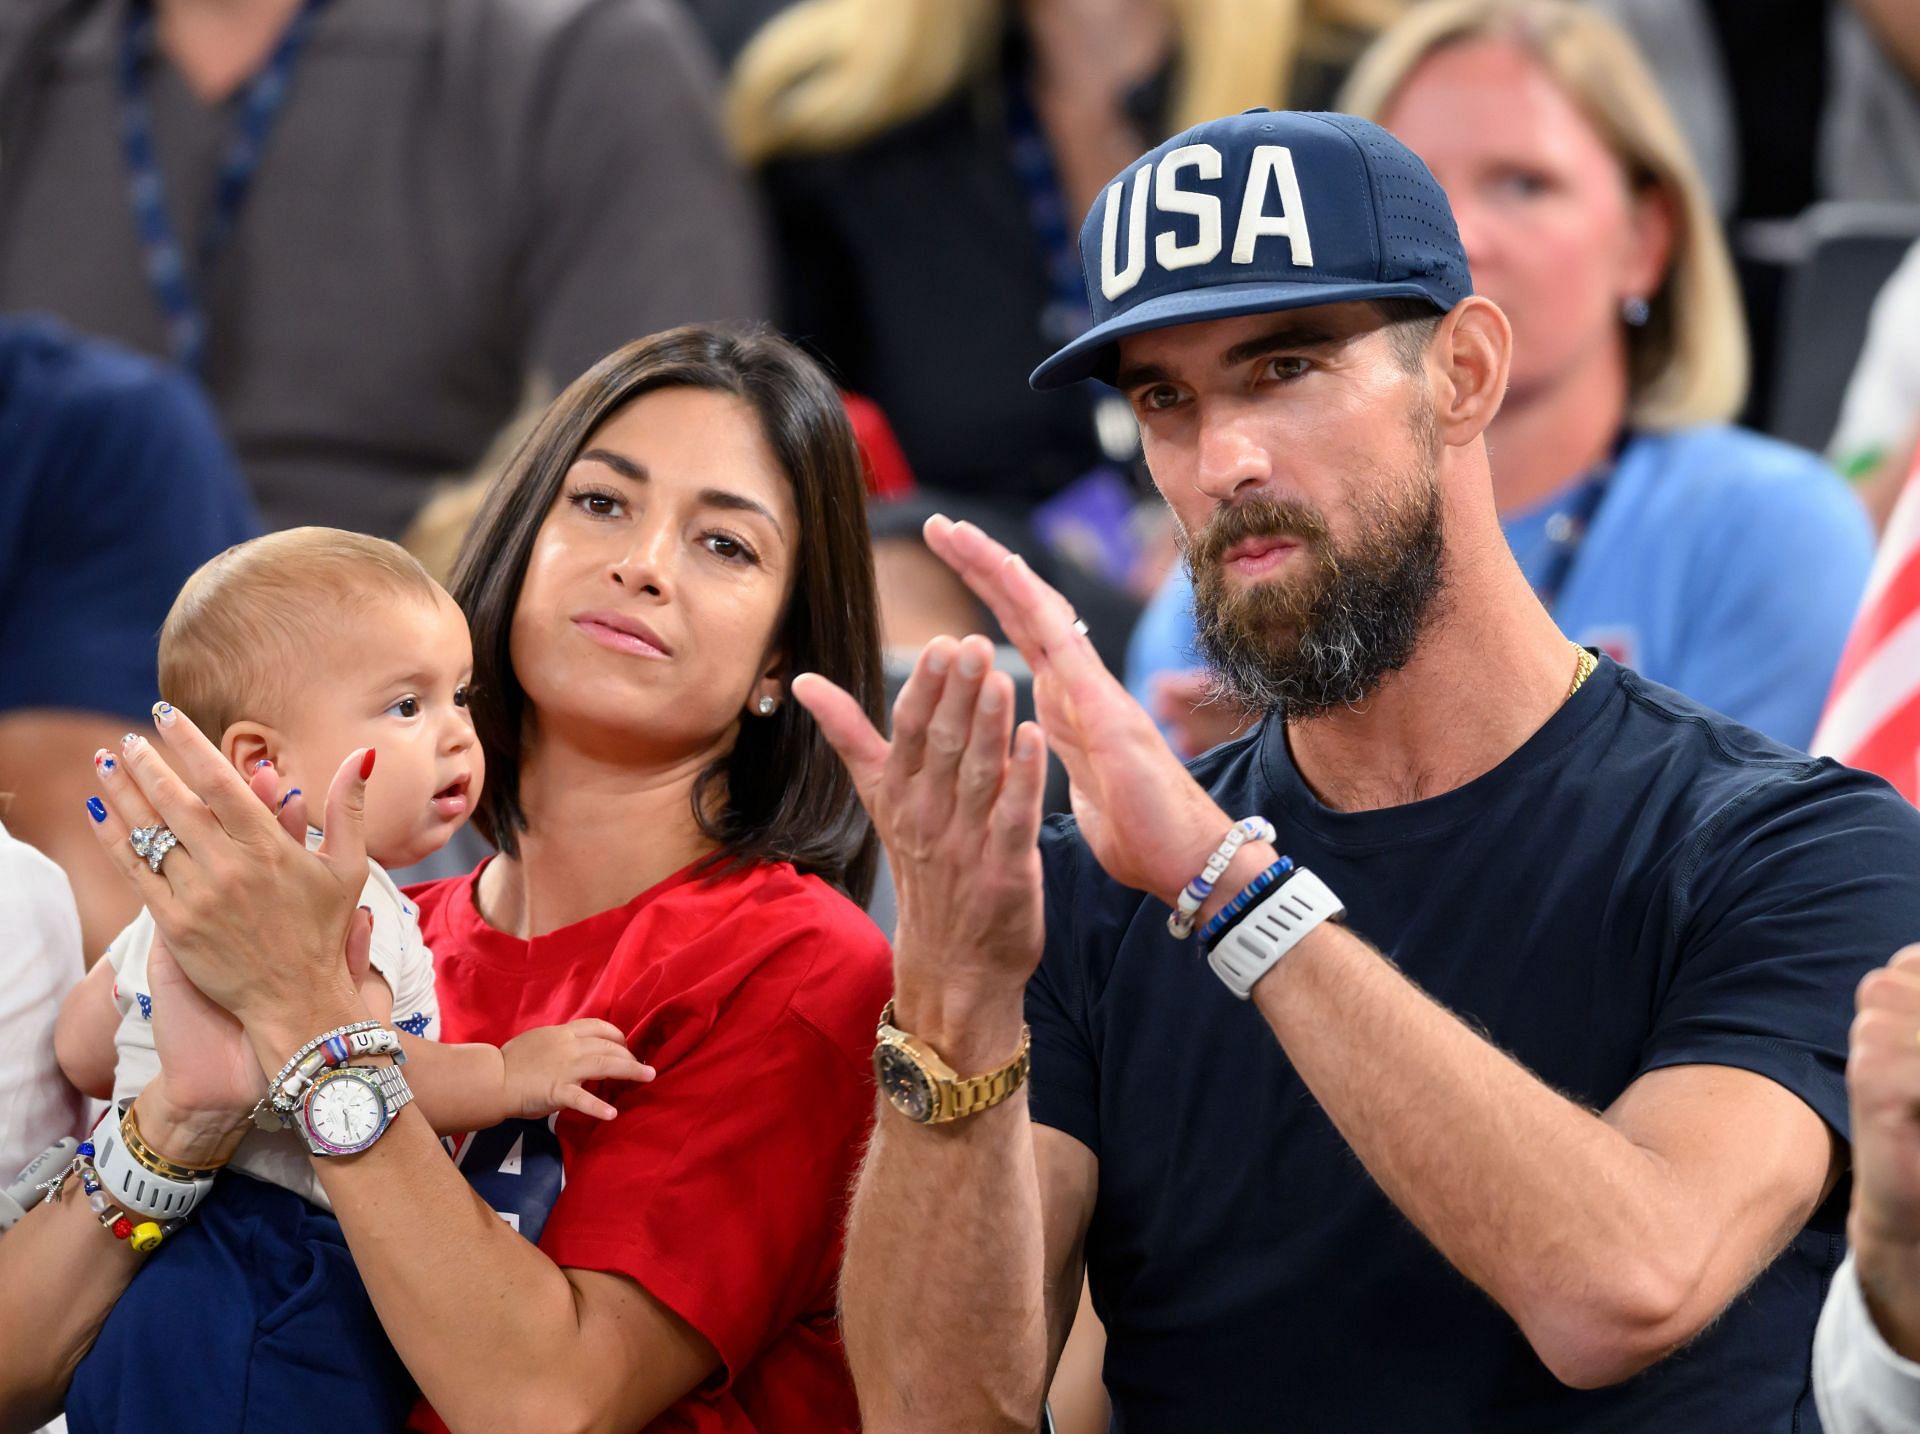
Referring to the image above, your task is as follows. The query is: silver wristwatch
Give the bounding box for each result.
[295,1063,415,1157]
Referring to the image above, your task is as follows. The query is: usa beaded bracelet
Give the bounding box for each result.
[1167,816,1279,939]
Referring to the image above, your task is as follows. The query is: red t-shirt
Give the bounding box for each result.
[404,857,892,1433]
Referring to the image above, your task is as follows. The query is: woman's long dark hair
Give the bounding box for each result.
[450,325,885,904]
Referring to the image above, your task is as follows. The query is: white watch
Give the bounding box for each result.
[1207,868,1345,999]
[296,1063,414,1157]
[91,1108,215,1220]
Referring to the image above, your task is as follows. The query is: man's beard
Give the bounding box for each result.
[1188,423,1447,722]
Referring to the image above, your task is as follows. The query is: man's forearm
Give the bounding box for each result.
[841,980,1051,1434]
[1249,924,1725,1385]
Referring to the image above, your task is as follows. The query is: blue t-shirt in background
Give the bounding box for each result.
[0,314,256,719]
[1126,426,1873,750]
[1031,659,1920,1431]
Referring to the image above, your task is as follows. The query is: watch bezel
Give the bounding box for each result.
[300,1065,393,1157]
[873,1038,941,1124]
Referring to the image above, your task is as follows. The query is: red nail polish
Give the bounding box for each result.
[360,749,377,780]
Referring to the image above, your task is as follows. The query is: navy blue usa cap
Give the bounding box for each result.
[1031,109,1473,390]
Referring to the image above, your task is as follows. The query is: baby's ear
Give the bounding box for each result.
[223,721,276,775]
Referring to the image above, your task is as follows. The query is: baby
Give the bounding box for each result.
[52,528,648,1423]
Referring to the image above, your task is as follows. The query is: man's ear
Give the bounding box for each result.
[1431,295,1512,446]
[223,721,279,776]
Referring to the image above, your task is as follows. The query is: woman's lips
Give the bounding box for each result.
[573,614,671,659]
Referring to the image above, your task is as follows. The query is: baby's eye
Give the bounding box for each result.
[454,684,472,709]
[387,696,421,719]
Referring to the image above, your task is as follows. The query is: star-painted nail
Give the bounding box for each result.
[93,751,116,772]
[86,797,106,823]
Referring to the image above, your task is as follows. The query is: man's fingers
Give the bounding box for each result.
[791,673,890,800]
[998,552,1122,712]
[926,517,1044,653]
[149,703,272,838]
[987,722,1048,862]
[923,635,994,776]
[955,669,1017,821]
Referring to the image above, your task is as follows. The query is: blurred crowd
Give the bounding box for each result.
[6,1,1920,1430]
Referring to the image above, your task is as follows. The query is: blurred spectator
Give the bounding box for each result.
[1823,2,1920,205]
[0,0,767,539]
[0,815,84,1179]
[726,0,1406,655]
[1831,239,1920,531]
[1127,0,1873,758]
[0,314,254,958]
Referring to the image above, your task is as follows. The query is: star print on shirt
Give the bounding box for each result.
[136,993,152,1021]
[395,1011,431,1037]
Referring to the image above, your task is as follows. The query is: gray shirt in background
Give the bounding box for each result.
[0,0,770,538]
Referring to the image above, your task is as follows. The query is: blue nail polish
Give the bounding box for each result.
[86,797,107,823]
[277,787,301,810]
[101,756,115,772]
[251,758,272,772]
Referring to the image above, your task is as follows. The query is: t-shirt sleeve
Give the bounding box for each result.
[1026,818,1103,1158]
[362,870,439,1040]
[1637,761,1920,1140]
[105,910,154,1018]
[535,925,879,1383]
[509,0,770,388]
[0,348,256,719]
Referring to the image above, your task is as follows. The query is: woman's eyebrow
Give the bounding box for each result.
[577,447,646,482]
[701,488,783,535]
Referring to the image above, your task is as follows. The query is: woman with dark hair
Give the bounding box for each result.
[0,325,891,1434]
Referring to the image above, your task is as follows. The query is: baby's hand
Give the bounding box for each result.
[500,1019,655,1122]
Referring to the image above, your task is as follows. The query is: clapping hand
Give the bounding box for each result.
[1847,945,1920,1356]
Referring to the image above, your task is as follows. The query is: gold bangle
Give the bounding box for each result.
[121,1100,228,1180]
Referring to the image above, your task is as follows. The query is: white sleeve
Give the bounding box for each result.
[1816,1251,1920,1434]
[359,865,440,1041]
[103,910,155,1019]
[0,823,86,1174]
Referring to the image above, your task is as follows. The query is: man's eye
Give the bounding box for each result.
[1140,386,1181,411]
[1265,357,1310,381]
[387,696,421,718]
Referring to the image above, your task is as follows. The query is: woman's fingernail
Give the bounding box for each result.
[152,701,175,726]
[979,681,1003,712]
[86,797,107,824]
[926,646,949,675]
[121,732,140,752]
[93,750,116,773]
[277,787,302,810]
[959,648,985,679]
[359,749,377,780]
[251,758,272,772]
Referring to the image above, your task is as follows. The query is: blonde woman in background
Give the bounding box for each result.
[1127,0,1874,757]
[727,0,1405,664]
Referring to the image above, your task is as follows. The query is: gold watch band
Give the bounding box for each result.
[875,1000,1032,1125]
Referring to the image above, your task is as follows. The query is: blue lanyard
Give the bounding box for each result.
[116,0,331,374]
[1531,467,1613,614]
[1004,68,1091,348]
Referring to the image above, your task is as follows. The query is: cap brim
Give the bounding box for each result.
[1029,278,1451,391]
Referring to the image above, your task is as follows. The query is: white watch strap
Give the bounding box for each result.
[90,1112,214,1220]
[1207,868,1345,1000]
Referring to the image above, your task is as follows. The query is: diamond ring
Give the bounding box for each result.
[129,824,179,874]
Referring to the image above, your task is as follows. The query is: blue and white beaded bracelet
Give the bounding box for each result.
[1167,816,1278,938]
[1197,857,1296,949]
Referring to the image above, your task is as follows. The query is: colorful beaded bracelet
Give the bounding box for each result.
[1198,857,1297,950]
[44,1141,176,1254]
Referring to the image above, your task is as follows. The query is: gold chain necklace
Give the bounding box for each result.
[1567,641,1597,700]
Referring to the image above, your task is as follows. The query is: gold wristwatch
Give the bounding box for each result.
[872,1001,1031,1125]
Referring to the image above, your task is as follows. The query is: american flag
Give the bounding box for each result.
[1813,453,1920,802]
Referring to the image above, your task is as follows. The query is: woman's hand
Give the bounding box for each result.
[795,635,1048,1067]
[923,517,1240,906]
[83,705,371,1042]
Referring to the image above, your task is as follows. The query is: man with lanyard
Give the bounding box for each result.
[794,110,1920,1430]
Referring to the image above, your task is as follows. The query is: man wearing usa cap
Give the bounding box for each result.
[794,110,1920,1430]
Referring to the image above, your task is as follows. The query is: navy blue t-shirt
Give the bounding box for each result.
[1030,658,1920,1432]
[0,314,256,719]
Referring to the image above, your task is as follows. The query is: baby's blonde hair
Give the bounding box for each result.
[159,528,444,743]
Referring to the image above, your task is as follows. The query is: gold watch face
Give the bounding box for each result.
[873,1043,936,1123]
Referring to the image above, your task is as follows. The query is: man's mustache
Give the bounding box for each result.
[1193,497,1332,568]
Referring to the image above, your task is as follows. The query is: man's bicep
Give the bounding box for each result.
[1035,1122,1099,1382]
[1605,1063,1842,1315]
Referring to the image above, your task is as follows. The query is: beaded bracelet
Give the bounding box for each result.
[43,1142,177,1254]
[252,1019,382,1130]
[1167,816,1278,938]
[1197,857,1296,949]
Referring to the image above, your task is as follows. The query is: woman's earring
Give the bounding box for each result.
[1621,295,1651,327]
[757,695,777,716]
